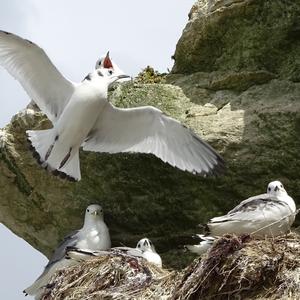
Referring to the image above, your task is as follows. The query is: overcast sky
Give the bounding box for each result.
[0,1,195,299]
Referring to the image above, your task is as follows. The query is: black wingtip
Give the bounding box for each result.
[188,129,226,178]
[209,156,226,177]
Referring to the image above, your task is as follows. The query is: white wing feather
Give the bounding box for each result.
[0,30,75,122]
[83,102,224,175]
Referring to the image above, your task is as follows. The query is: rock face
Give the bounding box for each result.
[172,0,300,82]
[0,0,299,273]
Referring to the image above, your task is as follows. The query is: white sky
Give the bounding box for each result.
[0,0,195,299]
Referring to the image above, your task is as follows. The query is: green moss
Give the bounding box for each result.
[135,66,167,84]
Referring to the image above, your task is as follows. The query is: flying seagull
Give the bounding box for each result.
[186,181,297,255]
[0,30,224,181]
[24,204,111,299]
[67,237,162,267]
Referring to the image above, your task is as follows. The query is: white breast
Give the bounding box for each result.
[76,224,111,251]
[142,251,162,267]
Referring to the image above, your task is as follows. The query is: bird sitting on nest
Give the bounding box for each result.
[186,181,297,255]
[66,237,162,267]
[23,204,111,299]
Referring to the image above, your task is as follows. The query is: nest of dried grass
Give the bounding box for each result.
[174,232,300,300]
[41,253,180,300]
[40,233,300,300]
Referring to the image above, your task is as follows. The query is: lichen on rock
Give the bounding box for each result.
[0,0,300,298]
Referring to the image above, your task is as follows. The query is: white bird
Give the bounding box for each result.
[24,204,111,299]
[66,237,162,267]
[185,234,215,255]
[0,30,224,181]
[95,51,126,78]
[186,181,297,255]
[133,237,162,267]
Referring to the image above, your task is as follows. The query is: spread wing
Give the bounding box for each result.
[83,102,225,176]
[0,30,75,122]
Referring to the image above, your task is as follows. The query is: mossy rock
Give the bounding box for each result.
[0,0,300,272]
[172,0,300,82]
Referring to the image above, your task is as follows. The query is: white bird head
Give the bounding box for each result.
[267,181,287,196]
[95,51,128,79]
[85,204,104,220]
[136,238,157,253]
[83,65,130,88]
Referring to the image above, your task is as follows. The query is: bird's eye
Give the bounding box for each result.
[137,244,141,248]
[108,70,113,75]
[87,209,90,212]
[280,184,283,188]
[268,187,271,192]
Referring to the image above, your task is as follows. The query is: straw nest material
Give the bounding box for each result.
[174,232,300,300]
[40,233,300,300]
[41,252,180,300]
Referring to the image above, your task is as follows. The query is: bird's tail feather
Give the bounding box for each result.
[27,129,54,167]
[185,234,215,255]
[56,150,81,181]
[24,259,77,298]
[23,270,52,297]
[27,129,81,181]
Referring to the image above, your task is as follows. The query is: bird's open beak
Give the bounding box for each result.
[274,186,279,192]
[103,51,113,69]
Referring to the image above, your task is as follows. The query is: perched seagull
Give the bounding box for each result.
[186,181,297,255]
[66,237,162,267]
[24,204,111,299]
[0,30,224,181]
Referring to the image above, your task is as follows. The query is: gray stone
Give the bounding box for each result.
[0,0,300,272]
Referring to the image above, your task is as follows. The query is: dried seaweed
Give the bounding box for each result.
[40,233,300,300]
[41,253,180,300]
[173,232,300,300]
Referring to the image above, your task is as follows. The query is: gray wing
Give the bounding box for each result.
[24,230,79,295]
[112,246,143,257]
[83,102,224,176]
[228,193,291,214]
[210,194,289,223]
[0,30,75,123]
[46,230,79,269]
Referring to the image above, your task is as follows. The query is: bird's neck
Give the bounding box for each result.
[277,193,296,212]
[83,218,105,230]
